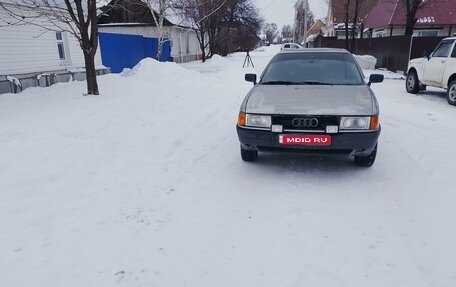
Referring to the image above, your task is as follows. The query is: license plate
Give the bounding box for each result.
[279,135,332,146]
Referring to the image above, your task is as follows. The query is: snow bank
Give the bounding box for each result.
[121,57,201,80]
[363,68,405,80]
[355,55,377,70]
[206,54,229,69]
[306,33,318,43]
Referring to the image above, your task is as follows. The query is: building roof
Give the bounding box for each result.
[99,0,172,26]
[330,0,378,24]
[306,19,325,36]
[364,0,456,29]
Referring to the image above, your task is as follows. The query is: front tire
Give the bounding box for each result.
[447,80,456,106]
[354,144,378,167]
[406,71,420,94]
[241,146,258,162]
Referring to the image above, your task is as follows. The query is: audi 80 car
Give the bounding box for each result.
[236,48,384,166]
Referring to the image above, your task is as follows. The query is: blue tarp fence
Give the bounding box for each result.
[99,32,171,73]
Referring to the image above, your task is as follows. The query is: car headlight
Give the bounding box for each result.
[244,114,271,128]
[340,117,371,130]
[238,112,272,128]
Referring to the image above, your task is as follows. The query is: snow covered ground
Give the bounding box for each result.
[1,45,456,287]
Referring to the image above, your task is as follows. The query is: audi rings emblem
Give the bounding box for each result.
[291,118,319,128]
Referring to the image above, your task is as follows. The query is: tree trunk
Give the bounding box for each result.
[200,43,207,62]
[157,39,164,61]
[404,15,416,35]
[83,51,99,95]
[344,1,350,51]
[349,0,360,53]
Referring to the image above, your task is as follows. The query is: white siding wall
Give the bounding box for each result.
[0,4,103,76]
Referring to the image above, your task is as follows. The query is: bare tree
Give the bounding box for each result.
[327,0,375,52]
[294,0,310,44]
[0,0,111,95]
[140,0,174,61]
[397,0,427,35]
[263,22,279,43]
[173,0,261,61]
[173,0,226,62]
[282,24,293,41]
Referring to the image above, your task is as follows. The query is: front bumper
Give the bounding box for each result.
[236,125,380,156]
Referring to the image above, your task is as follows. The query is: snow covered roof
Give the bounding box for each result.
[364,0,456,28]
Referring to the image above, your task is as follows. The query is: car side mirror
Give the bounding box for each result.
[368,74,384,86]
[245,73,257,85]
[423,50,430,60]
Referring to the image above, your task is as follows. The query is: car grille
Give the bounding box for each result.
[272,115,340,132]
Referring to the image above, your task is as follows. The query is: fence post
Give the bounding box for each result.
[407,35,414,72]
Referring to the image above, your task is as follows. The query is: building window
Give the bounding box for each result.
[56,32,66,60]
[413,30,439,37]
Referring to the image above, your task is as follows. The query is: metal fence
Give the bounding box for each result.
[314,35,445,73]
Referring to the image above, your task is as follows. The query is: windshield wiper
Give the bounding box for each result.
[297,81,333,85]
[261,81,299,85]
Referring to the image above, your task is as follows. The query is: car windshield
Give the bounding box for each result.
[261,52,364,85]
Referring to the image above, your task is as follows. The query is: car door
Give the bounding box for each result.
[442,41,456,88]
[423,41,453,86]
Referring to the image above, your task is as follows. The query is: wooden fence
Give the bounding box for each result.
[314,35,445,73]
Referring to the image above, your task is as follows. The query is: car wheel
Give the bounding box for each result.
[241,146,258,162]
[447,80,456,106]
[354,143,377,167]
[406,71,420,94]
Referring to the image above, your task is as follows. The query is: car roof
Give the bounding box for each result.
[279,48,350,54]
[442,37,456,41]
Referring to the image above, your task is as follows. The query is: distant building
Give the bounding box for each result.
[325,0,374,39]
[364,0,456,37]
[98,0,202,73]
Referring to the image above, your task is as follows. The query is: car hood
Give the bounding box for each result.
[245,85,375,115]
[409,58,426,65]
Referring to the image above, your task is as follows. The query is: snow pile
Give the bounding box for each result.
[364,69,405,80]
[121,57,201,80]
[306,33,318,43]
[355,55,377,70]
[206,54,229,69]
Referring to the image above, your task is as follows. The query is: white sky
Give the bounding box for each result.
[255,0,328,28]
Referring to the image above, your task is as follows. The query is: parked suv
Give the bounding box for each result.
[236,49,384,166]
[406,37,456,105]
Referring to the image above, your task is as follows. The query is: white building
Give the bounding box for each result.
[0,1,106,94]
[97,0,204,73]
